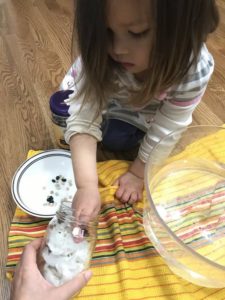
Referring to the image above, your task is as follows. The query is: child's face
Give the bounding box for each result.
[106,0,152,77]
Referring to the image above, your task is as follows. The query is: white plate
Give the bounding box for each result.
[11,150,76,218]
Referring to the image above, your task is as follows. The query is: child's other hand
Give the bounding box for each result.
[72,185,101,222]
[113,171,144,204]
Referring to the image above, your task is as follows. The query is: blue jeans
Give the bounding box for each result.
[101,119,145,152]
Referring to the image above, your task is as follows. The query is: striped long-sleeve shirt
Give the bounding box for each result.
[63,44,214,163]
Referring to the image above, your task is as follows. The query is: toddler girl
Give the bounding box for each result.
[61,0,219,221]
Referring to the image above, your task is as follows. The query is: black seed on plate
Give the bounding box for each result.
[52,179,56,183]
[56,175,60,180]
[47,196,54,203]
[61,178,67,182]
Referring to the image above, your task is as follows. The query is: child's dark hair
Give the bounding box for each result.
[73,0,219,112]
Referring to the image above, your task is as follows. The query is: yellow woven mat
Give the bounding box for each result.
[6,127,225,299]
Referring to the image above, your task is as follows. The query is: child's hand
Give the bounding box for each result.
[72,185,101,222]
[113,157,145,204]
[113,171,144,204]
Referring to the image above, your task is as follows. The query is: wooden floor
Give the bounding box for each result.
[0,0,224,299]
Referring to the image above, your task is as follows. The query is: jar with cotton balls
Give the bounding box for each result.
[38,200,98,286]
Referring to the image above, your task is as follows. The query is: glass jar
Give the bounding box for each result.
[49,90,73,150]
[39,201,97,286]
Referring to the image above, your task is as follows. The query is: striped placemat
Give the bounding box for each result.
[6,127,225,299]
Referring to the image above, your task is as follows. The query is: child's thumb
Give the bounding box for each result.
[57,270,92,298]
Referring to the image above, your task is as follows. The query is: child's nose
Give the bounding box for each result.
[112,36,128,55]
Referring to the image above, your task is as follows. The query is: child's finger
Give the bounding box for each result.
[121,190,130,203]
[115,186,124,199]
[137,191,143,201]
[113,179,119,186]
[129,192,138,204]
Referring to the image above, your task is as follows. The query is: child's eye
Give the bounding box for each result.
[129,29,150,38]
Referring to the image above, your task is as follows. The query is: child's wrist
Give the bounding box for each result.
[77,180,98,190]
[128,170,144,180]
[129,158,145,179]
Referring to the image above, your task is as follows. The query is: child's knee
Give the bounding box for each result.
[101,119,144,152]
[101,131,125,151]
